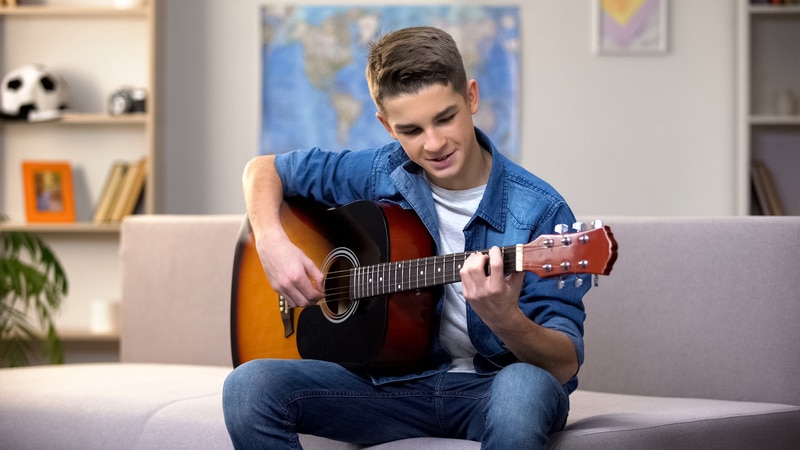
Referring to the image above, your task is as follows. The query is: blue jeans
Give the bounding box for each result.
[223,359,570,449]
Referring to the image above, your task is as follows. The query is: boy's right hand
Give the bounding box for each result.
[256,232,325,309]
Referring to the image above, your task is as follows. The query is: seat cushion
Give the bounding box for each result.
[2,364,797,450]
[549,390,800,450]
[0,363,233,450]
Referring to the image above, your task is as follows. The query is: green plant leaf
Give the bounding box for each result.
[0,229,67,367]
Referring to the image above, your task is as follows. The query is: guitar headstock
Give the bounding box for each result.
[522,222,618,280]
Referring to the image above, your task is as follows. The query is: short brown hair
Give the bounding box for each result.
[366,26,468,114]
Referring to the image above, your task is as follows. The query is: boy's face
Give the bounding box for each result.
[376,80,488,190]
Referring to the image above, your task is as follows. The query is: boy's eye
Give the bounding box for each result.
[400,128,422,136]
[396,113,455,136]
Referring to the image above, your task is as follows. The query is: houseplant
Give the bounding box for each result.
[0,214,67,367]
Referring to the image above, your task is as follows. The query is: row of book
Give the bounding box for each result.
[93,158,147,224]
[750,0,800,5]
[751,160,785,216]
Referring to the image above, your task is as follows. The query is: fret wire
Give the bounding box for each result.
[360,265,365,298]
[369,264,374,297]
[351,266,356,300]
[382,262,386,295]
[415,257,420,289]
[366,264,371,297]
[352,266,358,300]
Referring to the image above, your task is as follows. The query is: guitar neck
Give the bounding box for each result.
[350,246,519,300]
[346,224,617,299]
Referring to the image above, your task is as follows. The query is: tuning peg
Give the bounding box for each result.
[554,224,569,234]
[593,274,600,287]
[575,276,584,288]
[591,219,604,229]
[557,277,565,290]
[572,221,586,232]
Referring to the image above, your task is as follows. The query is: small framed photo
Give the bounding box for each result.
[592,0,669,55]
[22,161,76,223]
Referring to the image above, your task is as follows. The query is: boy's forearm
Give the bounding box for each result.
[242,155,285,240]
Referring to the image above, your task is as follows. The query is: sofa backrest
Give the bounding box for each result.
[120,214,800,406]
[577,216,800,406]
[120,215,243,367]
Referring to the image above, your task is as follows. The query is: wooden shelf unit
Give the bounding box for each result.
[0,0,158,336]
[737,1,800,215]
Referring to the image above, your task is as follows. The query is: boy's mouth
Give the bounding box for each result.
[429,151,453,162]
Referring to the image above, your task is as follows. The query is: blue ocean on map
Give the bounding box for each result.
[260,5,520,159]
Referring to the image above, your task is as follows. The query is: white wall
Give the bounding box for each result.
[160,0,738,217]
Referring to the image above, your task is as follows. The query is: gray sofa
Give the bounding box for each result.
[1,215,799,449]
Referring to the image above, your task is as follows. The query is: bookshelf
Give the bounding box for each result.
[0,0,159,342]
[0,0,157,230]
[738,1,800,215]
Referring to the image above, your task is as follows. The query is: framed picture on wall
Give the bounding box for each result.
[592,0,669,55]
[21,161,76,223]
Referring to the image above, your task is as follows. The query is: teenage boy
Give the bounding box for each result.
[223,26,589,449]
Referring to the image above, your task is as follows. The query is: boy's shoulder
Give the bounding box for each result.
[499,153,567,205]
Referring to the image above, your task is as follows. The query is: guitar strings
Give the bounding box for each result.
[318,247,519,282]
[280,229,607,306]
[313,247,530,304]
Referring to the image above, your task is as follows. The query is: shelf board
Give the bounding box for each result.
[750,115,800,126]
[61,112,148,125]
[0,113,147,126]
[750,5,800,15]
[0,222,121,234]
[7,329,120,342]
[0,5,148,17]
[58,329,120,342]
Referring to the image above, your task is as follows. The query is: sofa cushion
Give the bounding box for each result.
[549,390,800,450]
[3,364,797,450]
[0,363,232,450]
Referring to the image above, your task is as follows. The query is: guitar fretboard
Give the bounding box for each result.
[350,246,519,299]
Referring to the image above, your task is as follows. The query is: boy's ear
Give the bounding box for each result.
[376,111,397,140]
[467,79,480,114]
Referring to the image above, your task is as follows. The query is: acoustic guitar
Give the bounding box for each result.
[231,199,617,370]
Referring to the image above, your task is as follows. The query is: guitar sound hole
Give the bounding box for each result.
[320,248,359,323]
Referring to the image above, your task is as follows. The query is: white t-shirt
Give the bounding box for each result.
[426,177,486,373]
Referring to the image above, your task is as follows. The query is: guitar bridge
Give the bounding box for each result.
[279,299,295,338]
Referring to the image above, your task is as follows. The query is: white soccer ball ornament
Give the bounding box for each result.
[0,64,70,122]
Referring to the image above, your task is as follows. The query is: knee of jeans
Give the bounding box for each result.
[488,363,568,426]
[223,360,276,418]
[484,364,569,445]
[223,363,252,409]
[490,363,565,409]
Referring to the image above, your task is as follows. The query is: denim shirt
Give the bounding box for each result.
[275,128,588,393]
